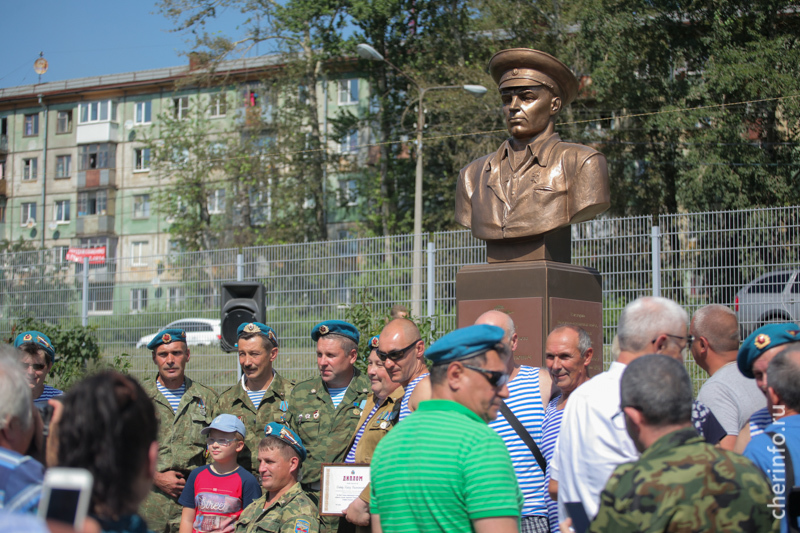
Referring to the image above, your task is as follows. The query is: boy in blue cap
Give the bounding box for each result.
[178,414,261,533]
[14,330,61,406]
[370,324,523,533]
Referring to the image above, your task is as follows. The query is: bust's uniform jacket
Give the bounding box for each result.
[455,132,609,241]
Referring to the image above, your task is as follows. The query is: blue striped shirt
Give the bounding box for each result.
[328,386,348,408]
[542,395,565,532]
[345,403,381,463]
[33,385,62,407]
[399,373,428,421]
[749,406,772,437]
[156,381,186,413]
[488,365,547,517]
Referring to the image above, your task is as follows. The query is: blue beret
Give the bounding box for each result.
[366,335,380,354]
[738,323,800,378]
[237,322,278,347]
[202,413,246,437]
[311,320,360,344]
[264,422,307,461]
[425,324,505,365]
[14,331,56,362]
[146,328,187,351]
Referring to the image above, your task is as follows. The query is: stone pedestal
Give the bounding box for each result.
[456,261,604,377]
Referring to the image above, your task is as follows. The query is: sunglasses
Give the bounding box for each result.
[22,362,47,372]
[463,364,510,388]
[206,437,237,447]
[376,339,421,362]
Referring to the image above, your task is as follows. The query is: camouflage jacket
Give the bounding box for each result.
[214,371,295,477]
[590,427,779,533]
[142,375,218,474]
[286,370,371,486]
[235,481,319,533]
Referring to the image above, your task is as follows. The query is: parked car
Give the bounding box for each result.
[735,269,800,337]
[136,318,222,349]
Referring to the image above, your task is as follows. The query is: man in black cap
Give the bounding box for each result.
[455,48,609,243]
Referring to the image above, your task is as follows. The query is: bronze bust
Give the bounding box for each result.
[455,49,610,248]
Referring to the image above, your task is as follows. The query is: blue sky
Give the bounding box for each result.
[0,0,251,89]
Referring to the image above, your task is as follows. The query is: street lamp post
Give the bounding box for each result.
[356,44,487,317]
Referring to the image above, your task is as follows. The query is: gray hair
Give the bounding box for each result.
[621,354,693,427]
[691,304,739,352]
[617,297,689,353]
[767,346,800,413]
[550,324,592,356]
[0,352,33,431]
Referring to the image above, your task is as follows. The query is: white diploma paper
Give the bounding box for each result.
[320,464,371,516]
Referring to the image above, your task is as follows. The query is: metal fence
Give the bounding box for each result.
[2,205,798,391]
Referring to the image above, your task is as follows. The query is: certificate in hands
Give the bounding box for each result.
[320,463,371,516]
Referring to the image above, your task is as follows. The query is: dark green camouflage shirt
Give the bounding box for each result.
[235,481,319,533]
[214,371,295,477]
[286,370,371,485]
[590,427,779,533]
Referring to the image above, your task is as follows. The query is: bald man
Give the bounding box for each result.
[691,305,764,451]
[377,319,428,420]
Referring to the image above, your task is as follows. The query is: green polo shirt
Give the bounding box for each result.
[370,399,523,532]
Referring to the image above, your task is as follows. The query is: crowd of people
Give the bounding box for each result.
[1,296,799,533]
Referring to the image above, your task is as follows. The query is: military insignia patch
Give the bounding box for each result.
[162,333,172,343]
[788,330,800,337]
[265,424,273,435]
[268,330,277,344]
[294,519,310,533]
[754,334,771,350]
[313,410,319,420]
[244,323,261,333]
[319,324,330,335]
[23,334,33,342]
[371,336,379,348]
[36,336,51,348]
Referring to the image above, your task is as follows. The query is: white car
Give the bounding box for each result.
[735,269,800,337]
[136,318,222,349]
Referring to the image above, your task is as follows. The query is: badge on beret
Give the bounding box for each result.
[265,424,273,435]
[162,333,172,343]
[754,334,771,350]
[23,334,33,342]
[319,324,330,335]
[371,336,379,348]
[268,330,277,344]
[789,330,800,337]
[244,323,261,333]
[36,336,51,348]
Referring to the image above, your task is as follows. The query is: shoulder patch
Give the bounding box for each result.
[294,518,310,533]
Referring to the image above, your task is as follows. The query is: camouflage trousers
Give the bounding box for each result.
[139,488,182,533]
[302,486,339,533]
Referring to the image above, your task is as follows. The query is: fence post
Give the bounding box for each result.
[427,241,435,318]
[236,253,244,383]
[81,257,89,327]
[651,225,661,297]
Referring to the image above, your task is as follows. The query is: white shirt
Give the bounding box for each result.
[555,361,639,522]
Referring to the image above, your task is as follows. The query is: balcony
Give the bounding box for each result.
[76,215,115,236]
[78,169,116,189]
[76,122,120,144]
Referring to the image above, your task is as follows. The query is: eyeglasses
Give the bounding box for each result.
[22,362,46,372]
[206,437,237,447]
[376,339,421,362]
[462,364,510,388]
[611,405,642,430]
[652,334,694,349]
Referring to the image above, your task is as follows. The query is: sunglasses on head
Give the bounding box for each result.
[462,364,510,388]
[376,338,421,362]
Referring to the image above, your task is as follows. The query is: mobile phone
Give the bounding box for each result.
[565,501,591,533]
[38,467,94,529]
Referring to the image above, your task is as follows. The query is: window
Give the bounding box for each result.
[134,148,150,171]
[173,96,190,119]
[0,159,5,179]
[0,198,6,223]
[209,93,226,117]
[77,190,107,216]
[56,110,73,134]
[78,101,116,124]
[53,246,69,265]
[24,114,39,136]
[168,287,186,309]
[56,155,71,178]
[339,179,358,206]
[338,79,359,105]
[78,143,116,170]
[748,273,793,294]
[23,158,37,180]
[131,288,148,312]
[54,200,70,223]
[131,241,148,266]
[134,101,152,124]
[21,202,36,225]
[207,188,225,214]
[88,285,113,312]
[133,194,150,219]
[339,130,358,154]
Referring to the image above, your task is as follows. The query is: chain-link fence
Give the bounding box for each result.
[2,205,798,391]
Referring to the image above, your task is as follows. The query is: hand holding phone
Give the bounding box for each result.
[38,467,94,530]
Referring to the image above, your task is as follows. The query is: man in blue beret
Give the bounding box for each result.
[216,322,294,478]
[370,324,523,533]
[14,330,61,407]
[287,320,370,533]
[139,328,218,533]
[734,322,800,453]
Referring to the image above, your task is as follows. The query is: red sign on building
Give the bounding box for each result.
[65,247,106,265]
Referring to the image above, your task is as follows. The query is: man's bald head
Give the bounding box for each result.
[381,318,420,343]
[378,318,425,386]
[475,310,516,353]
[691,304,739,354]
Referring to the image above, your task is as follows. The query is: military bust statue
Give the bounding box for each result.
[455,48,610,251]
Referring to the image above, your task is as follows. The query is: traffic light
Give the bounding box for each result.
[220,282,266,352]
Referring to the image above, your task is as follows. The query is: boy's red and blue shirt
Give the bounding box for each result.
[177,465,261,532]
